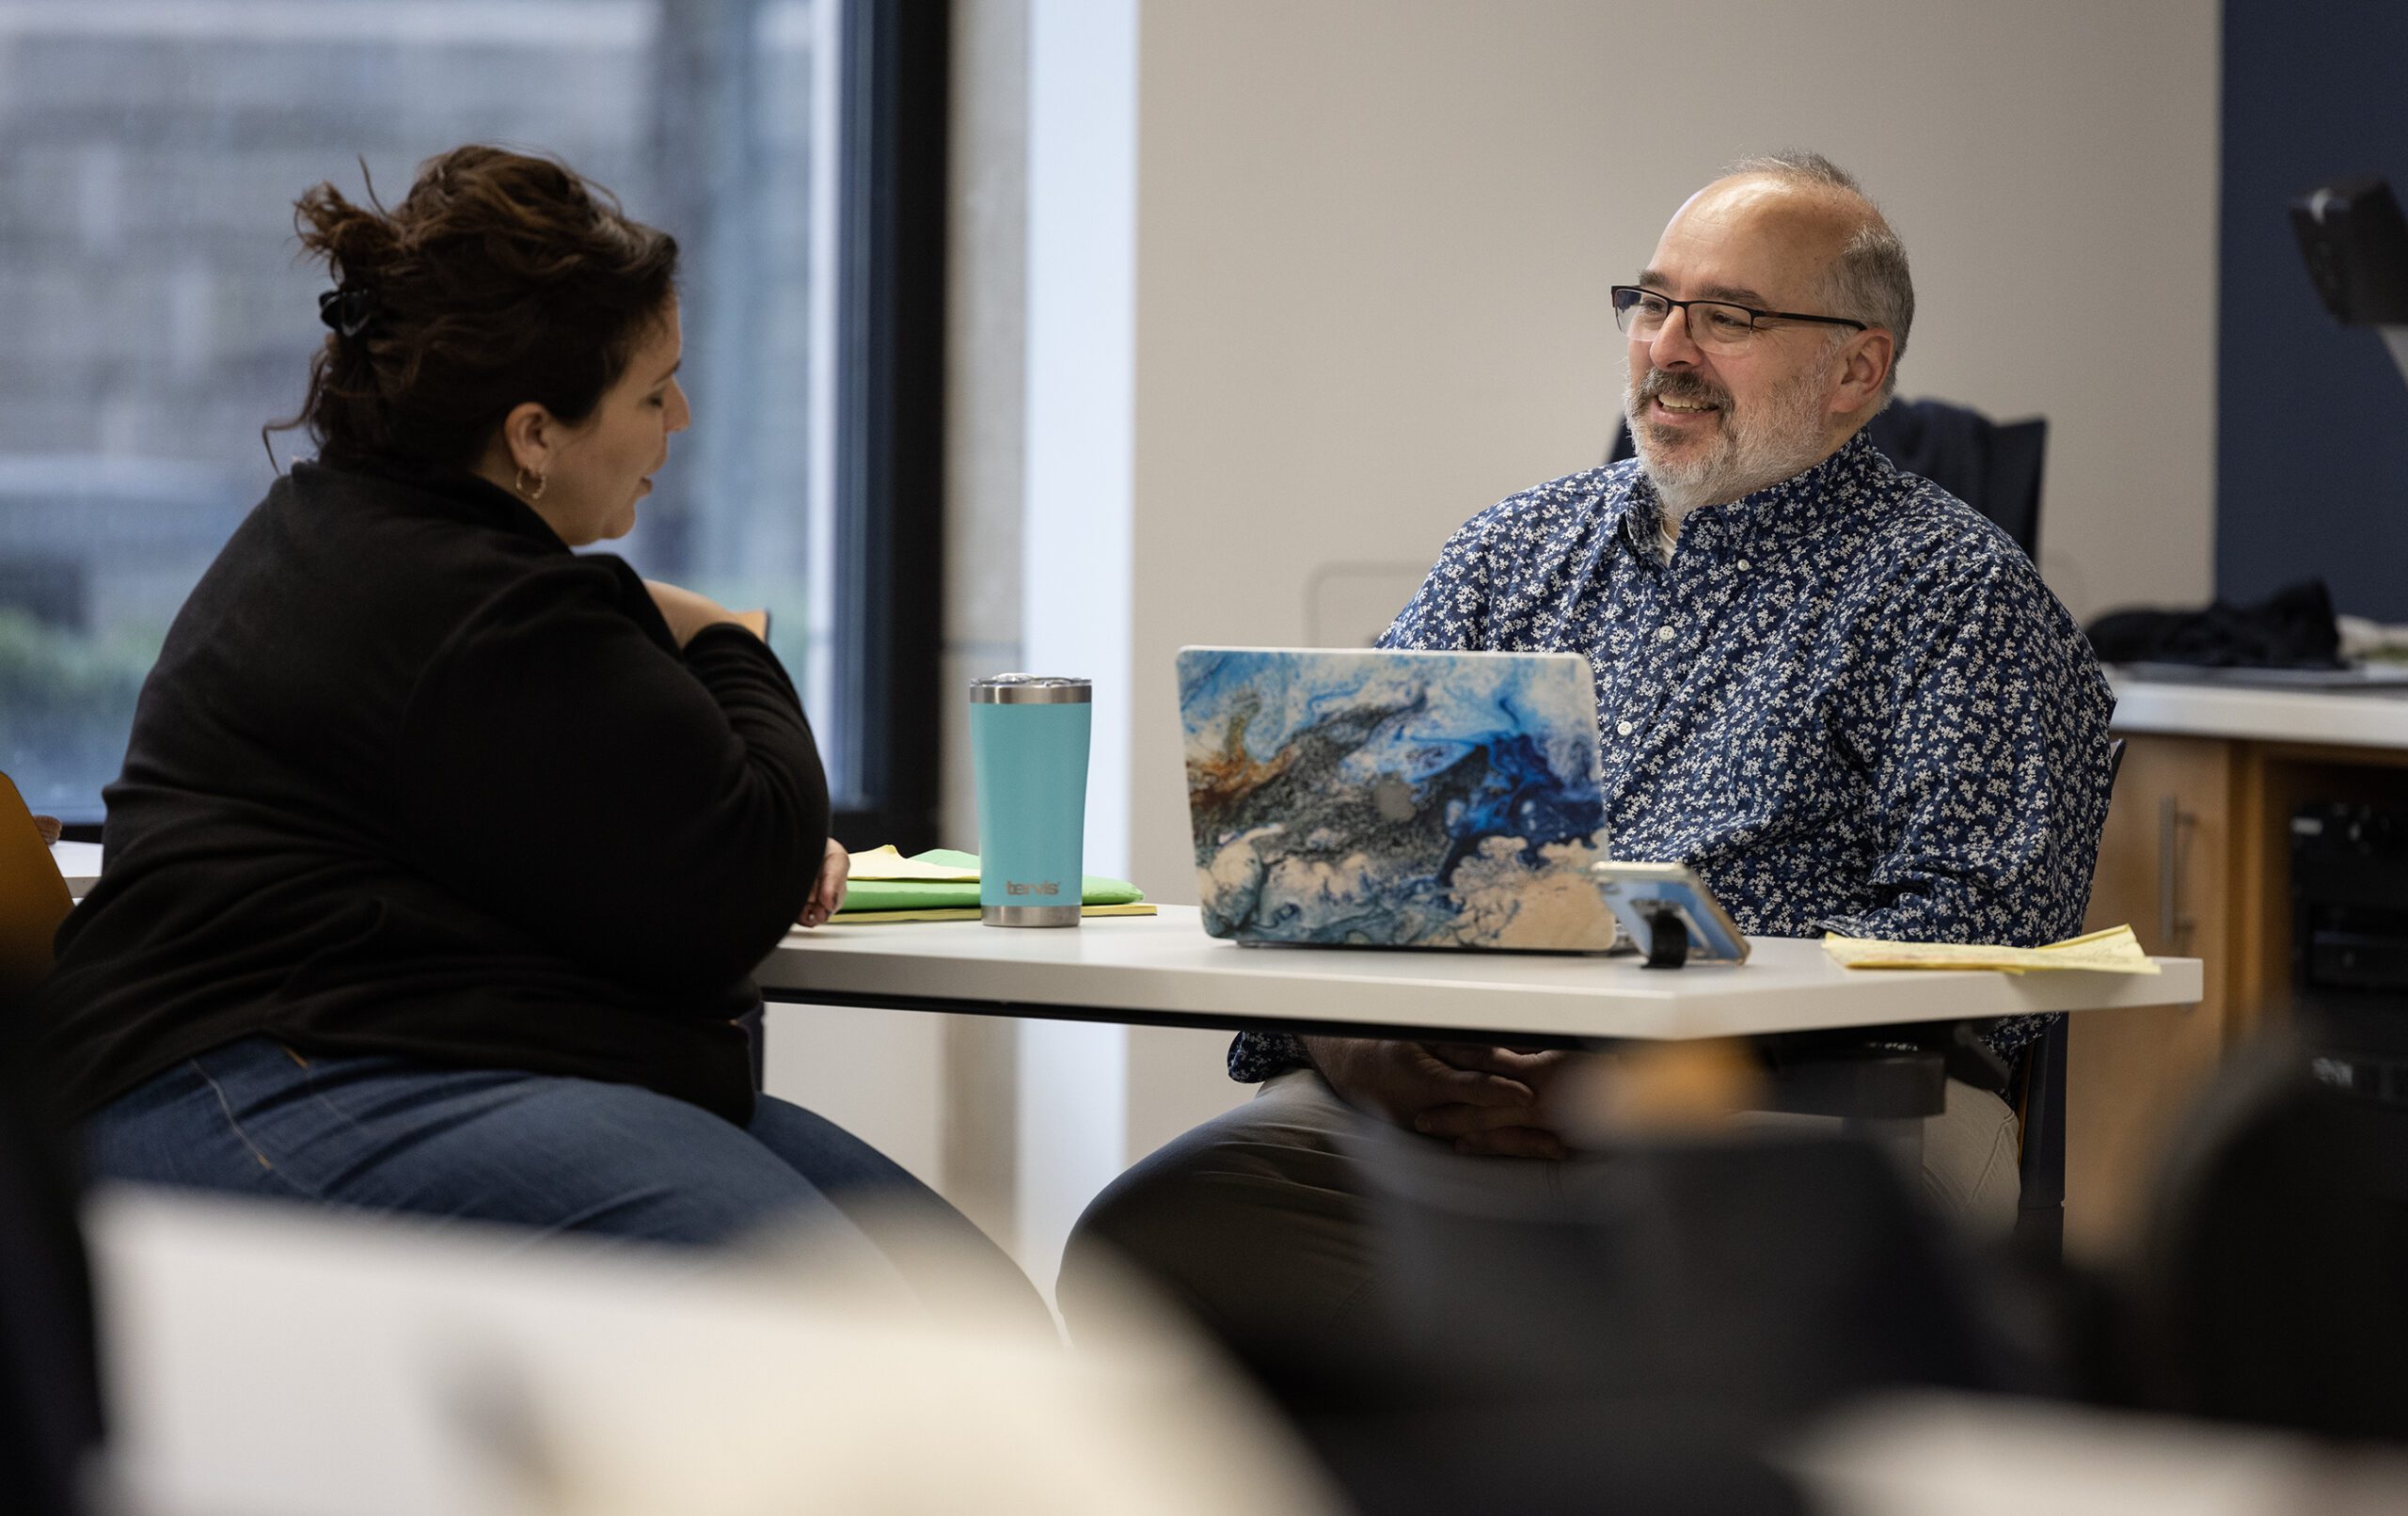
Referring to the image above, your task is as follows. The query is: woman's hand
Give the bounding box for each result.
[796,839,849,928]
[642,578,768,647]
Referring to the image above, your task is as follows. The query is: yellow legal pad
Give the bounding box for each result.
[1821,924,2160,975]
[846,845,981,883]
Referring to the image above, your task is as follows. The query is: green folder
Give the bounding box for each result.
[836,848,1146,915]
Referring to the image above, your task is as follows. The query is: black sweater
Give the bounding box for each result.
[32,457,830,1125]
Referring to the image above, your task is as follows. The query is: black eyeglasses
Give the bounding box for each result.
[1610,285,1867,351]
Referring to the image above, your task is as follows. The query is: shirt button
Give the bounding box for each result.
[1655,624,1675,643]
[1616,719,1635,736]
[1737,560,1751,572]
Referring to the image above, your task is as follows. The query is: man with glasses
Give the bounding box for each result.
[1062,154,2114,1348]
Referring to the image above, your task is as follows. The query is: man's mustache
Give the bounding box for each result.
[1634,369,1729,409]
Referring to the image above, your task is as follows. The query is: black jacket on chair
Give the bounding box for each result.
[1610,397,2047,561]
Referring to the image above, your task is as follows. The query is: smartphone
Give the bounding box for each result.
[1591,861,1751,966]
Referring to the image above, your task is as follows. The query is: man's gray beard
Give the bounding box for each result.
[1624,363,1835,516]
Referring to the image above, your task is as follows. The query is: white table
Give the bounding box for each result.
[2109,672,2408,748]
[755,904,2204,1045]
[47,840,2199,1045]
[50,840,103,895]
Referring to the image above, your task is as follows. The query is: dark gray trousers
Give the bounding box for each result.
[1059,1066,2018,1345]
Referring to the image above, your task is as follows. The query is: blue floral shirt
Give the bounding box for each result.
[1228,429,2115,1082]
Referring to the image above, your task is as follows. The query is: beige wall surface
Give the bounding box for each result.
[1122,0,2223,920]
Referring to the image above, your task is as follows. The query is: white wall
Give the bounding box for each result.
[763,1002,943,1184]
[821,0,2226,1288]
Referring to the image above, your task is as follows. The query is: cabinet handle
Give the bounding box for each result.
[2157,795,2194,950]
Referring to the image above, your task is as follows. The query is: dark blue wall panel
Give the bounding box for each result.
[2220,0,2408,621]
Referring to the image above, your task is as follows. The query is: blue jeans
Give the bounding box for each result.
[86,1035,1041,1320]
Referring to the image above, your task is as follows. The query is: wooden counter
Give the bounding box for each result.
[2070,675,2408,1256]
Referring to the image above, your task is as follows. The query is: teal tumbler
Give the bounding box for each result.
[970,674,1092,926]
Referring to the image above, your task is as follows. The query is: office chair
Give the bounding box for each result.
[2013,1016,2073,1255]
[1608,397,2049,561]
[0,770,105,1515]
[2010,736,2126,1258]
[0,771,71,1007]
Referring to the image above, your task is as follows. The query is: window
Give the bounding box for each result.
[0,0,942,847]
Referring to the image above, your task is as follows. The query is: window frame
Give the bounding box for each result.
[55,0,949,851]
[825,0,948,856]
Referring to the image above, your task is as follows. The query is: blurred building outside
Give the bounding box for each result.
[0,0,844,819]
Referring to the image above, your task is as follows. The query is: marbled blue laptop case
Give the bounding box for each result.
[1177,647,1618,950]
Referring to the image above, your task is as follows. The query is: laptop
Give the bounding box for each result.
[1176,646,1621,951]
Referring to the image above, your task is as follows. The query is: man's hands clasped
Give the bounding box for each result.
[1298,1035,1588,1161]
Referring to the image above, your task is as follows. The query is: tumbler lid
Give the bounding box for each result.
[971,672,1093,704]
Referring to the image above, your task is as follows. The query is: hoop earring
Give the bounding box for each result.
[515,466,547,503]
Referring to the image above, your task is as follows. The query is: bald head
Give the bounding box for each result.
[1706,153,1914,394]
[1671,176,1860,294]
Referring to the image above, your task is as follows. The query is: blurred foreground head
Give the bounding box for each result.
[2118,1012,2408,1442]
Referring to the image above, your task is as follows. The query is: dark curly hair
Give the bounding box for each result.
[274,144,678,468]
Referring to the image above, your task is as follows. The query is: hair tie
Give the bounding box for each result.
[318,284,380,339]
